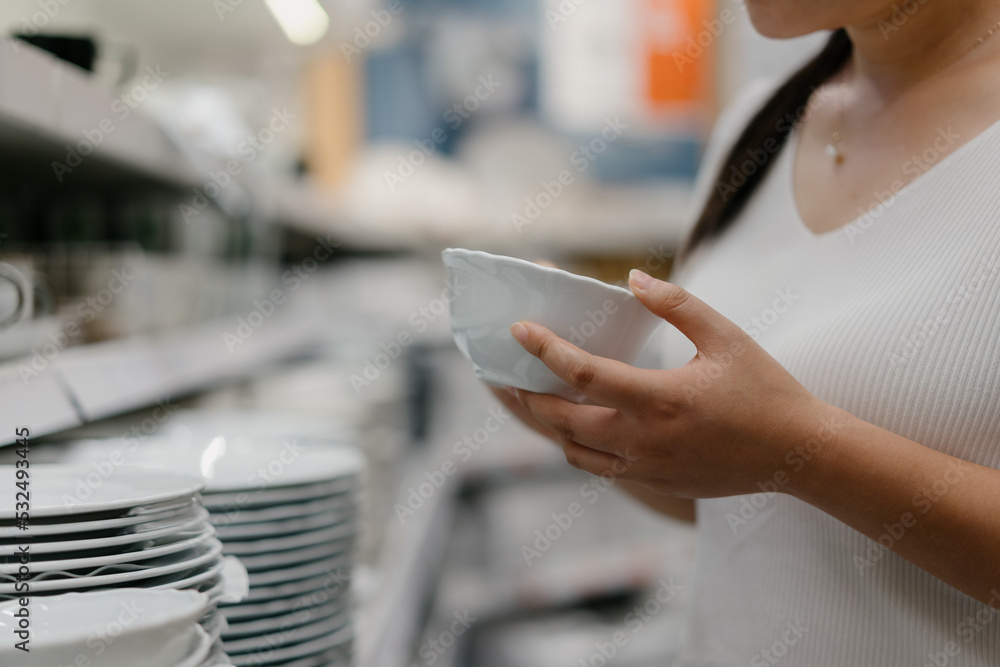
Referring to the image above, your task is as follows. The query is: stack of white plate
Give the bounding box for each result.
[0,589,231,666]
[0,464,236,659]
[67,432,364,667]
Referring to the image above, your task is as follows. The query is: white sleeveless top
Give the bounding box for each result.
[665,81,1000,666]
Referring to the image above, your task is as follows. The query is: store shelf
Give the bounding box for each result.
[0,307,326,446]
[0,38,200,189]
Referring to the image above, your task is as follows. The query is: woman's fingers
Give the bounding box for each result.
[515,389,622,455]
[485,383,558,442]
[510,321,650,409]
[628,270,746,359]
[559,438,630,477]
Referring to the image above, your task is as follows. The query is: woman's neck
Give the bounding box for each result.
[846,0,1000,101]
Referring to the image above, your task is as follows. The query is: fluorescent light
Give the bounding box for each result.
[265,0,330,46]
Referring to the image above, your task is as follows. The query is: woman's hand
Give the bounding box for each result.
[509,269,828,499]
[485,383,558,442]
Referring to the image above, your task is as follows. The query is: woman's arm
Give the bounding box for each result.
[486,384,697,523]
[508,270,1000,606]
[792,401,1000,605]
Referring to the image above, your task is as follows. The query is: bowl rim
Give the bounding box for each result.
[442,248,637,300]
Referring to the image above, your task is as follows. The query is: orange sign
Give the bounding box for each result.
[644,0,717,108]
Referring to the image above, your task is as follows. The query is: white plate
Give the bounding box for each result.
[237,539,353,573]
[244,553,352,589]
[0,499,200,538]
[0,464,204,519]
[0,588,209,667]
[0,541,223,594]
[224,607,351,654]
[221,522,356,557]
[176,625,215,667]
[68,436,364,492]
[233,570,345,608]
[165,410,359,443]
[223,598,349,639]
[0,527,215,576]
[211,494,358,528]
[155,557,225,592]
[201,608,229,642]
[268,646,351,667]
[221,586,337,622]
[228,621,352,665]
[8,509,209,554]
[202,478,358,511]
[214,510,354,542]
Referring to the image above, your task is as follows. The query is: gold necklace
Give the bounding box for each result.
[826,19,1000,165]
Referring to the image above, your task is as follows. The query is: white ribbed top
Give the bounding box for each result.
[666,81,1000,665]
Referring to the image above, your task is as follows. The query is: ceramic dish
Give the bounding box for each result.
[0,541,223,594]
[0,526,215,576]
[220,585,342,622]
[223,607,350,654]
[9,509,209,554]
[165,410,358,442]
[442,248,662,400]
[201,480,358,512]
[174,625,215,667]
[222,597,347,639]
[0,499,200,538]
[242,553,352,591]
[0,588,209,667]
[228,622,352,666]
[153,557,226,592]
[212,498,357,534]
[214,510,354,541]
[271,646,351,667]
[234,566,349,605]
[236,539,353,573]
[220,521,355,556]
[67,436,365,492]
[0,465,204,519]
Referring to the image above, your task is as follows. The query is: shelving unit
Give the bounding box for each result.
[0,38,200,190]
[0,303,327,445]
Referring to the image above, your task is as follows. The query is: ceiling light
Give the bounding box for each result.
[265,0,330,46]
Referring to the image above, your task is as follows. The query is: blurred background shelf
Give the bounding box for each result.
[0,298,327,444]
[0,37,201,190]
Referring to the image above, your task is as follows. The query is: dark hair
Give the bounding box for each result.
[680,29,853,259]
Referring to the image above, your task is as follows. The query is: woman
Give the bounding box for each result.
[489,0,1000,663]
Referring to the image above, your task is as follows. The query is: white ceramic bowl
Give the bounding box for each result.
[442,248,662,400]
[0,589,209,667]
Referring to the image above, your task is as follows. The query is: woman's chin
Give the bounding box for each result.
[744,2,832,39]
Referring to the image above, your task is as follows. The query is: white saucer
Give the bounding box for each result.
[224,607,351,654]
[211,493,358,530]
[154,557,225,592]
[220,521,356,556]
[13,509,209,554]
[223,597,348,639]
[234,570,343,607]
[236,539,353,573]
[0,541,223,594]
[202,478,358,511]
[0,499,200,538]
[244,553,351,589]
[0,465,204,519]
[175,625,215,667]
[68,436,364,492]
[0,589,209,667]
[228,621,352,665]
[214,509,354,541]
[0,526,215,575]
